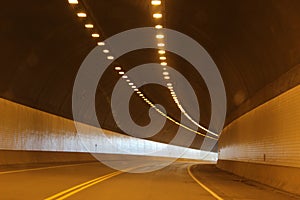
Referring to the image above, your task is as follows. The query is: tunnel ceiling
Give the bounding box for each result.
[1,0,300,150]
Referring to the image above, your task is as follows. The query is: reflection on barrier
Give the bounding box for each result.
[0,98,217,161]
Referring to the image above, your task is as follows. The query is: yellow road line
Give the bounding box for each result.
[0,162,95,175]
[44,171,124,200]
[187,165,223,200]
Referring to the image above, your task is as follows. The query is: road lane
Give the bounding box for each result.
[0,162,115,200]
[67,162,216,200]
[1,159,299,200]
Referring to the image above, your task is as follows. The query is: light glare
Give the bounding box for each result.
[153,13,162,19]
[92,33,100,38]
[77,12,87,17]
[151,0,161,5]
[155,25,163,29]
[97,42,105,46]
[68,0,78,4]
[85,24,94,28]
[156,34,164,39]
[158,50,165,54]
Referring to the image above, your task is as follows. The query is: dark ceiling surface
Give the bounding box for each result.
[1,0,300,150]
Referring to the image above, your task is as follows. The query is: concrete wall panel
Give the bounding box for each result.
[218,84,300,194]
[0,98,217,165]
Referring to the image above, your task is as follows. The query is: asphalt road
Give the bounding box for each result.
[0,159,299,200]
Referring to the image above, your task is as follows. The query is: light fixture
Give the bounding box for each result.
[97,42,105,46]
[137,91,141,94]
[129,83,134,86]
[139,94,144,97]
[167,83,172,86]
[168,86,173,90]
[119,71,125,75]
[164,76,170,80]
[156,34,164,39]
[153,13,162,19]
[132,86,137,89]
[163,67,167,70]
[134,89,138,91]
[161,62,167,66]
[157,43,165,47]
[85,24,94,28]
[122,75,128,79]
[77,12,87,17]
[107,56,114,60]
[158,50,165,54]
[92,33,100,38]
[68,0,78,4]
[163,72,169,76]
[155,25,163,29]
[151,0,161,5]
[103,49,109,53]
[159,56,166,60]
[115,66,122,70]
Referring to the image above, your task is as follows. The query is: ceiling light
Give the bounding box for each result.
[151,0,161,5]
[155,25,163,29]
[137,91,141,94]
[92,33,100,38]
[164,76,170,80]
[107,56,114,60]
[158,50,165,54]
[163,72,169,76]
[160,56,166,60]
[161,62,167,66]
[156,34,164,39]
[77,12,87,17]
[157,43,165,47]
[134,89,138,91]
[85,24,94,28]
[168,86,173,90]
[171,91,175,95]
[139,94,144,97]
[119,71,125,75]
[97,42,105,46]
[122,75,128,79]
[153,13,162,19]
[132,86,137,89]
[68,0,78,4]
[103,49,109,53]
[126,80,130,82]
[129,83,134,86]
[167,83,172,86]
[115,66,122,70]
[163,67,167,70]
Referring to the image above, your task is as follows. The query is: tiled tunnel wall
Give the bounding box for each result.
[217,84,300,195]
[0,98,216,165]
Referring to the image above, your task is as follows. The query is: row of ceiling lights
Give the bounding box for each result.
[67,0,218,140]
[68,0,114,60]
[151,0,219,138]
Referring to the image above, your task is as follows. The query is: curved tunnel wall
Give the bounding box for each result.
[217,84,300,195]
[0,98,217,165]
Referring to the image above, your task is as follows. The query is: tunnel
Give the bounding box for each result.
[0,0,300,199]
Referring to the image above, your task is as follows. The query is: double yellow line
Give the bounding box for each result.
[45,170,124,200]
